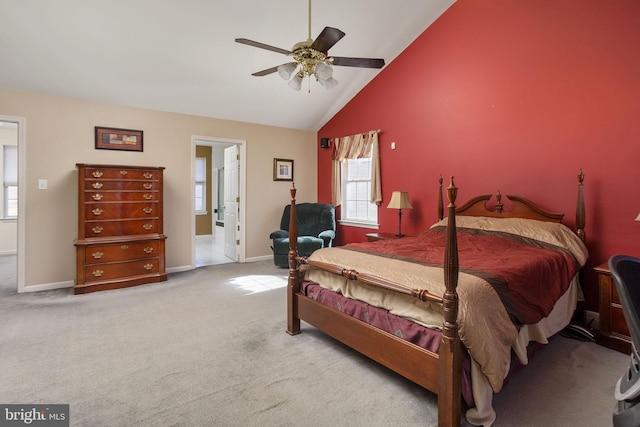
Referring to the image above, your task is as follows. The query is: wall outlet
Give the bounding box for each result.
[38,179,47,190]
[391,142,396,150]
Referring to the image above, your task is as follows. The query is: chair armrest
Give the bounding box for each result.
[270,230,289,239]
[318,230,335,240]
[318,230,336,247]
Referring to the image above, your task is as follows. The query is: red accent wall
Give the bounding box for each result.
[318,0,640,312]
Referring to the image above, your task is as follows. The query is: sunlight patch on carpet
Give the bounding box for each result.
[229,274,287,294]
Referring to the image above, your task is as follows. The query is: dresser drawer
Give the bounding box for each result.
[84,202,159,220]
[612,305,631,337]
[85,219,159,237]
[83,168,159,181]
[84,258,160,282]
[83,241,160,265]
[85,191,159,202]
[84,180,159,191]
[595,261,632,353]
[612,285,621,305]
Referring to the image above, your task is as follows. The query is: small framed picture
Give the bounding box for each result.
[95,126,143,152]
[273,158,294,181]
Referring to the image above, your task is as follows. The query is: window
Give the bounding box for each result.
[3,145,17,218]
[341,157,378,226]
[194,157,207,214]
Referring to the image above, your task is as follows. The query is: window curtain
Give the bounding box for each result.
[330,129,381,207]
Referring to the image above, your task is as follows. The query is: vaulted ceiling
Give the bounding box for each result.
[0,0,454,131]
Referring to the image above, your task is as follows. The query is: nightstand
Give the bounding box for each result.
[595,262,632,354]
[365,233,411,242]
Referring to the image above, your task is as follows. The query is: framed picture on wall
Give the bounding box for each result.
[273,158,294,181]
[95,126,143,152]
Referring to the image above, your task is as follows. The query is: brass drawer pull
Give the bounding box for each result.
[92,269,104,277]
[120,245,129,250]
[92,226,103,234]
[143,263,154,271]
[92,194,103,201]
[143,207,153,214]
[143,172,153,179]
[120,170,128,175]
[92,171,103,178]
[143,194,152,200]
[143,247,154,254]
[143,183,152,190]
[92,208,103,216]
[92,251,104,259]
[142,223,153,231]
[92,182,103,189]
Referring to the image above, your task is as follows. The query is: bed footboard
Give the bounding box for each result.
[286,179,462,427]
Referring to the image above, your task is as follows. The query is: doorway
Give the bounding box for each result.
[0,116,25,294]
[192,136,246,268]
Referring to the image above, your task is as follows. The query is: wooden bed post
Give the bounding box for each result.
[438,176,462,427]
[438,175,444,221]
[287,183,301,336]
[576,169,586,243]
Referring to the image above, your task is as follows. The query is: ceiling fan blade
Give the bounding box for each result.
[331,57,385,69]
[251,66,281,77]
[310,27,345,53]
[235,38,291,55]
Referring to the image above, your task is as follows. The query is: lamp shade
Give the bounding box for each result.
[387,191,412,210]
[315,62,333,80]
[288,75,303,91]
[278,62,297,80]
[636,212,640,221]
[318,76,338,90]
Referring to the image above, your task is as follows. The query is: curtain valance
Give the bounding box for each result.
[331,129,381,207]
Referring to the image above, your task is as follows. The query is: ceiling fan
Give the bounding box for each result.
[235,0,385,91]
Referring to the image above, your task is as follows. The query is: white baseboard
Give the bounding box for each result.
[166,265,193,274]
[245,255,273,263]
[22,280,74,293]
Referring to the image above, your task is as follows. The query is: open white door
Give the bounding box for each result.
[223,145,239,261]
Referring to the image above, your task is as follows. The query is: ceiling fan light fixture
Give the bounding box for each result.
[235,0,384,92]
[314,61,333,80]
[277,62,297,80]
[318,76,338,90]
[288,75,303,91]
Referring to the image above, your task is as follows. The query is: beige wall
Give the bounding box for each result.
[0,87,317,290]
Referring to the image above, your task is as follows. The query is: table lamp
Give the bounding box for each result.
[387,191,412,237]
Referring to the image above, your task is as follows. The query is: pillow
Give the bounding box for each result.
[432,216,588,267]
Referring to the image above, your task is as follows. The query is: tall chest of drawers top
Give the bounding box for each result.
[77,163,165,240]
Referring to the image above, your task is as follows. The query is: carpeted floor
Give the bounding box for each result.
[0,260,629,426]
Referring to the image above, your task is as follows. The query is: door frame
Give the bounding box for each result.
[0,115,26,293]
[191,135,246,267]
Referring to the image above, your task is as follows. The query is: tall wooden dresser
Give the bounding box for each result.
[74,163,167,294]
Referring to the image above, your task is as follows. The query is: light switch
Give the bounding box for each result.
[38,179,47,190]
[391,142,396,150]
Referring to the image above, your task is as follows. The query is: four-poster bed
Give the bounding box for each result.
[285,171,587,427]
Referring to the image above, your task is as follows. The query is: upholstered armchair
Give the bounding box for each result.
[269,203,336,268]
